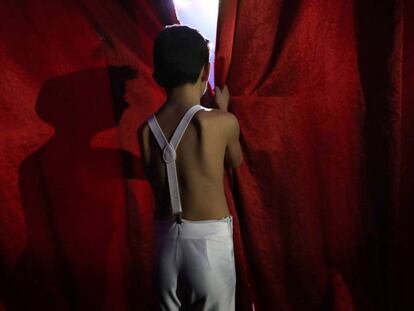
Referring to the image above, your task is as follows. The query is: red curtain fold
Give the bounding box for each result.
[394,0,414,309]
[0,1,177,310]
[215,0,412,310]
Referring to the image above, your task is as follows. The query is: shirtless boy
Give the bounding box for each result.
[138,25,243,311]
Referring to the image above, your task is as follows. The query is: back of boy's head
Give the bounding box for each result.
[153,25,210,89]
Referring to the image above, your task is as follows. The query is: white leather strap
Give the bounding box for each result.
[147,104,211,216]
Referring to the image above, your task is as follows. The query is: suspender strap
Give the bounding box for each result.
[147,104,209,216]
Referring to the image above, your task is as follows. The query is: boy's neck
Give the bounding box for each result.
[165,84,201,109]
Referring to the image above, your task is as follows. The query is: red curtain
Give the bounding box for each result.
[215,0,413,310]
[1,0,413,310]
[0,1,177,310]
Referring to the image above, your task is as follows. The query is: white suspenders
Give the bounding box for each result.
[147,104,211,222]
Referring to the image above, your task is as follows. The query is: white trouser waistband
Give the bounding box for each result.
[154,215,233,239]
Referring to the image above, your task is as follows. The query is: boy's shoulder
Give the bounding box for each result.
[137,107,238,140]
[196,107,237,124]
[196,108,239,132]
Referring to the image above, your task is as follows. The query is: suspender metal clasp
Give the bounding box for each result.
[175,213,182,224]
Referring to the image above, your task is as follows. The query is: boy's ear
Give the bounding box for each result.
[201,63,210,82]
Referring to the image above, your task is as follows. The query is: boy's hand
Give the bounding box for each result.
[214,85,230,111]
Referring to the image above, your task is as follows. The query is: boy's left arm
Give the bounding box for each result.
[137,124,151,179]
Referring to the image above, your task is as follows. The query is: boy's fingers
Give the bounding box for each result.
[223,85,229,96]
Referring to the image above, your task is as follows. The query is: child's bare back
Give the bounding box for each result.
[139,103,242,221]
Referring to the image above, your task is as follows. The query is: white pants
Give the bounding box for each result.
[153,215,236,311]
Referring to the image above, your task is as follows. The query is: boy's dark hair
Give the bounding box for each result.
[153,25,210,89]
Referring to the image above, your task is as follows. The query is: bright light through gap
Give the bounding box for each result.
[173,0,219,88]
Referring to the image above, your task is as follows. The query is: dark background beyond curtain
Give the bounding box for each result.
[0,0,413,310]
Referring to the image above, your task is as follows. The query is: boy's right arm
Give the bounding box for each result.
[214,85,243,169]
[224,113,243,169]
